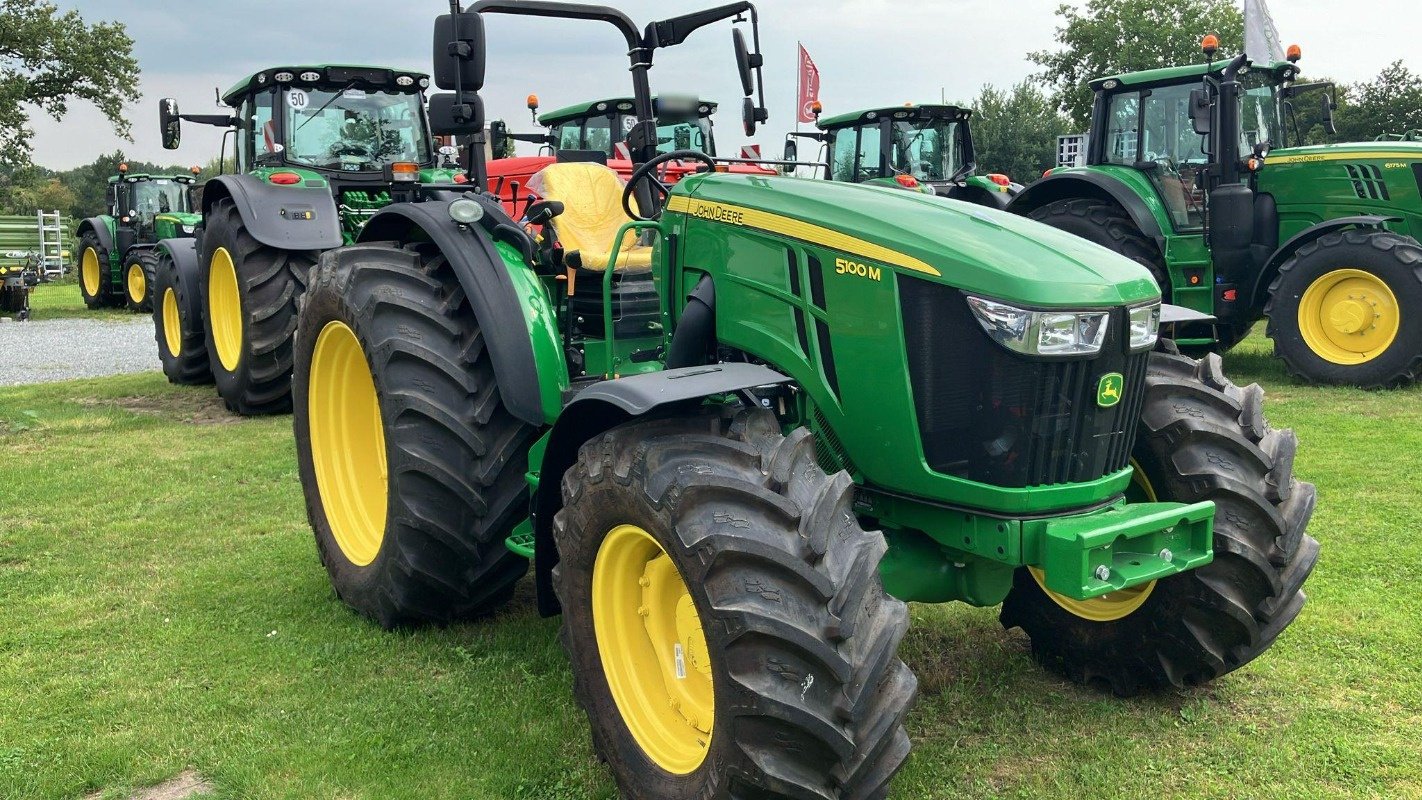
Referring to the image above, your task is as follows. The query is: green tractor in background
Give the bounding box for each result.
[784,102,1018,206]
[74,164,202,312]
[1009,39,1422,387]
[289,2,1317,797]
[151,64,463,408]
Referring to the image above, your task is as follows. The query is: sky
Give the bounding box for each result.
[26,0,1422,170]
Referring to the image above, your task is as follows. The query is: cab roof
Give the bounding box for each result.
[106,174,196,185]
[537,96,718,127]
[221,64,429,106]
[1090,57,1298,91]
[816,104,972,130]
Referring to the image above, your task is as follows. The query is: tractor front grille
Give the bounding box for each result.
[899,277,1148,488]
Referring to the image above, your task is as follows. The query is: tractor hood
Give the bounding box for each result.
[673,173,1159,307]
[1267,140,1422,163]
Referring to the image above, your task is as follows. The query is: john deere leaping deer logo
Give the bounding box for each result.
[1097,372,1124,408]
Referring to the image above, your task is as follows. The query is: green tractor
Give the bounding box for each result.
[784,102,1018,205]
[150,65,463,409]
[291,3,1317,797]
[74,164,202,312]
[1009,40,1422,387]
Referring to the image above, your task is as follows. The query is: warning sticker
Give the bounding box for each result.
[674,643,686,680]
[287,89,309,111]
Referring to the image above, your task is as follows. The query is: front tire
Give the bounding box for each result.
[78,233,111,309]
[152,247,213,385]
[1265,229,1422,387]
[293,243,536,628]
[1000,347,1318,695]
[554,408,916,799]
[200,198,317,415]
[124,249,158,312]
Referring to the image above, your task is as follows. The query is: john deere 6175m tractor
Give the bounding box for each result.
[74,164,202,312]
[149,65,461,407]
[785,102,1018,206]
[291,4,1317,797]
[1010,39,1422,387]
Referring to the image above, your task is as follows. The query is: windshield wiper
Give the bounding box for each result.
[296,81,357,134]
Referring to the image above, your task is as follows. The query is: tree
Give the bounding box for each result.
[968,82,1073,184]
[1335,60,1422,142]
[1030,0,1244,130]
[9,176,74,214]
[0,0,140,167]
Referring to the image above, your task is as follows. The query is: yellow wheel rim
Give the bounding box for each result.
[592,524,714,774]
[127,262,147,305]
[308,320,388,567]
[1029,460,1158,622]
[162,288,182,358]
[1297,268,1400,365]
[208,247,243,372]
[81,247,101,297]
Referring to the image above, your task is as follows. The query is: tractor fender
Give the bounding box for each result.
[154,236,199,278]
[1251,215,1402,307]
[199,174,342,251]
[75,216,116,256]
[1008,172,1168,255]
[357,199,551,428]
[530,362,794,617]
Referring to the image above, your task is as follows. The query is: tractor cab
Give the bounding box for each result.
[787,103,1015,207]
[160,65,462,241]
[107,167,202,243]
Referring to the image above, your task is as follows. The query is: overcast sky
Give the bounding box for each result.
[26,0,1422,170]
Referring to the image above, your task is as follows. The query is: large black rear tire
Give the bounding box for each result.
[78,232,112,309]
[124,249,158,312]
[199,198,317,415]
[293,243,536,628]
[152,247,213,385]
[1028,198,1168,291]
[1265,229,1422,387]
[553,407,916,799]
[1000,346,1318,695]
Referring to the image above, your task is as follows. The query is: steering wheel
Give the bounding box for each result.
[623,149,718,221]
[329,141,372,159]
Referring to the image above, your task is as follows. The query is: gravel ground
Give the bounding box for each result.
[0,316,161,387]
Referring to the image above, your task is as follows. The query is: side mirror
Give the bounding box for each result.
[488,119,509,157]
[1323,92,1337,135]
[433,12,485,91]
[428,92,485,137]
[732,28,755,96]
[1189,88,1212,136]
[159,98,181,150]
[782,138,798,163]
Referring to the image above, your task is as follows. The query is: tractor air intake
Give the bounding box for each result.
[899,277,1148,489]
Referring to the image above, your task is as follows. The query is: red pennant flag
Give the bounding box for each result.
[797,43,820,124]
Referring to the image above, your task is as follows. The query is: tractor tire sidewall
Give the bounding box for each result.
[78,233,110,309]
[199,199,312,415]
[293,244,534,628]
[1000,348,1318,695]
[124,249,158,312]
[1028,198,1169,297]
[554,409,916,800]
[1265,230,1422,387]
[152,247,213,385]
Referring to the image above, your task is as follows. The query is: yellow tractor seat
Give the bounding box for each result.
[527,162,652,271]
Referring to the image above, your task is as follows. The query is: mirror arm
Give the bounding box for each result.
[181,114,239,128]
[647,2,753,47]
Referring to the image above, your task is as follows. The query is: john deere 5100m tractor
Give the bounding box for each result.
[1010,39,1422,387]
[291,4,1318,797]
[74,164,202,312]
[150,65,461,407]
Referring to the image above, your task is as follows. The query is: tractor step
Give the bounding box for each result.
[1036,500,1215,600]
[505,518,535,559]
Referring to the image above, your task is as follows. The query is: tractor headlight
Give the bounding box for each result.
[181,224,195,234]
[965,295,1109,356]
[1128,303,1161,351]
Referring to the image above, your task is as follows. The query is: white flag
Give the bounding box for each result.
[1244,0,1285,62]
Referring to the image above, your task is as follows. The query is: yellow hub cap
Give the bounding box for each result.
[593,524,714,774]
[1297,268,1400,365]
[162,288,182,358]
[308,321,388,567]
[1030,460,1159,622]
[208,247,243,372]
[127,262,147,304]
[81,247,101,297]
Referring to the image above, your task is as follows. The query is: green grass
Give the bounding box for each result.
[1,333,1419,799]
[25,281,138,321]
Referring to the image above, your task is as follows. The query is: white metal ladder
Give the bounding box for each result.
[36,210,66,280]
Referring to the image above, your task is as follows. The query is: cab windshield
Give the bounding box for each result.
[653,115,715,155]
[890,119,964,180]
[128,179,190,222]
[550,112,715,158]
[283,87,431,171]
[1240,70,1285,150]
